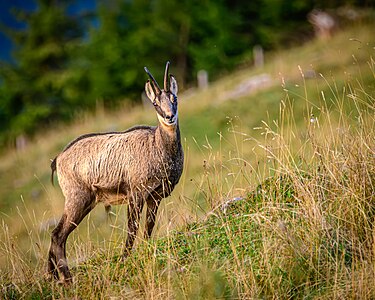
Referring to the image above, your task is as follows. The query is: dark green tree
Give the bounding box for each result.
[1,0,370,147]
[0,0,87,144]
[81,0,249,95]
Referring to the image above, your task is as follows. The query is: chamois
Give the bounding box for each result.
[48,62,183,283]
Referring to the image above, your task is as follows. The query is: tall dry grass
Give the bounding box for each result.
[1,28,374,299]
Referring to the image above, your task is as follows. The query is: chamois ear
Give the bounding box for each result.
[169,75,178,96]
[145,80,156,103]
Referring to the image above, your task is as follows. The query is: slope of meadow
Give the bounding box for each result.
[1,22,374,299]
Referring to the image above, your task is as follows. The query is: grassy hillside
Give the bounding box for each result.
[1,22,374,298]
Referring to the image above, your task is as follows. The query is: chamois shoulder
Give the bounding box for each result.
[61,125,156,154]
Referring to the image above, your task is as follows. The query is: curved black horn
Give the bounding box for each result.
[144,66,161,92]
[164,61,170,91]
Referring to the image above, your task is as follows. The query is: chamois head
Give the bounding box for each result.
[144,61,178,127]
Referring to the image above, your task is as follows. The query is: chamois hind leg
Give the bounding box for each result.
[48,189,95,283]
[145,195,161,239]
[123,193,145,258]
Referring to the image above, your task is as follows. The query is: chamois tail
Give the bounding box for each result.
[50,157,57,186]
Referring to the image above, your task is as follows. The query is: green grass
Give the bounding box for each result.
[0,22,374,299]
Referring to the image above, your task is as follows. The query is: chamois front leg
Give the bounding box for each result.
[145,197,161,239]
[123,195,145,258]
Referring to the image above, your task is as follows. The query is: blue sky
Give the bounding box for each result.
[0,0,96,62]
[0,1,36,61]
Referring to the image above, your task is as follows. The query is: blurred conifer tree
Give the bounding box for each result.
[0,0,372,146]
[0,0,88,144]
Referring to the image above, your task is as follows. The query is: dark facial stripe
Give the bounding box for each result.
[154,100,177,119]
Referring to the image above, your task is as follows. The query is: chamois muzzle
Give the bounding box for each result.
[164,113,176,125]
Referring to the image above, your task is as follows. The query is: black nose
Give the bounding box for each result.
[165,114,174,121]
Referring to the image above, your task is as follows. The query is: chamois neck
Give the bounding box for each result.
[156,121,181,153]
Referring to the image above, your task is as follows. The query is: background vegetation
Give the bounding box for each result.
[0,0,372,146]
[0,1,374,299]
[0,17,374,298]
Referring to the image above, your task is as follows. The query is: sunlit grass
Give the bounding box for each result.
[0,22,374,299]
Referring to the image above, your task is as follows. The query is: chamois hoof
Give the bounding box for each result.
[120,249,133,261]
[47,266,59,281]
[46,272,57,282]
[56,275,73,286]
